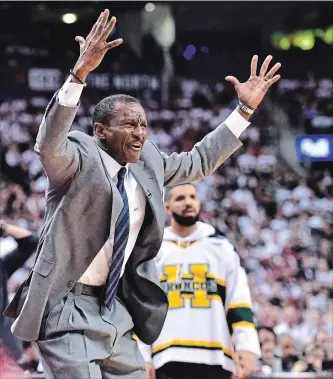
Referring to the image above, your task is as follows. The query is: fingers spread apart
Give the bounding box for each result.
[250,54,281,82]
[86,11,104,41]
[259,55,273,77]
[250,55,258,77]
[262,74,281,90]
[105,38,124,51]
[102,16,117,41]
[82,9,123,51]
[265,62,281,81]
[251,55,281,88]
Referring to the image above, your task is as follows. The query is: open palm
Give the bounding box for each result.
[73,9,123,80]
[226,55,281,110]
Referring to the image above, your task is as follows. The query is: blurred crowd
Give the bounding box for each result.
[0,77,332,376]
[277,74,333,134]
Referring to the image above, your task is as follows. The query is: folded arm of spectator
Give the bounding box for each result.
[0,221,39,278]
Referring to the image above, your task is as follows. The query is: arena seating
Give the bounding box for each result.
[0,77,332,375]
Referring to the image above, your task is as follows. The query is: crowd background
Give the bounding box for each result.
[0,1,332,377]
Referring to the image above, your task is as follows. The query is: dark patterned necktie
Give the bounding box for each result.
[105,167,130,310]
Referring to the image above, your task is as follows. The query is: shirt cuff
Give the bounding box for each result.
[224,110,251,139]
[137,340,152,363]
[57,75,84,107]
[233,328,261,357]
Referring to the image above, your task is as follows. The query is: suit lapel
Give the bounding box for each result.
[95,144,123,229]
[129,160,164,232]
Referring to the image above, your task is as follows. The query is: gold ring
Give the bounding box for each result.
[264,76,269,82]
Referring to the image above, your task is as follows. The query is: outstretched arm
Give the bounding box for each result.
[35,10,123,189]
[162,55,281,187]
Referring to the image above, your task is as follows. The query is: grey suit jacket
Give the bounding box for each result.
[4,93,242,344]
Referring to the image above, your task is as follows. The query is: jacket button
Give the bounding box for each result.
[67,280,75,288]
[85,256,92,264]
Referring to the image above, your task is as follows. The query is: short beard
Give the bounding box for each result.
[172,212,199,226]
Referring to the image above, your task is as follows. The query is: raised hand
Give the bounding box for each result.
[225,55,281,110]
[72,9,123,81]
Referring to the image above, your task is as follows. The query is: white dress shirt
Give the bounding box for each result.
[57,75,251,285]
[78,148,146,285]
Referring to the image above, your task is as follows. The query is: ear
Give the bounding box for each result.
[165,203,172,218]
[94,122,106,140]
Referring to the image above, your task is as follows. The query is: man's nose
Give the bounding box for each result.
[185,198,194,207]
[132,125,145,138]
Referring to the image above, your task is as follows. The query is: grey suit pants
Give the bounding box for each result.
[34,288,146,379]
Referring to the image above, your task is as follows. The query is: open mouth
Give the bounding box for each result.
[129,143,142,151]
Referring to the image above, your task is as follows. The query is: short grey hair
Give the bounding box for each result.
[92,94,141,126]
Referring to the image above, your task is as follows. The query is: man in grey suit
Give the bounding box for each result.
[4,9,281,379]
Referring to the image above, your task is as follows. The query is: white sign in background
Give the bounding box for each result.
[28,68,62,91]
[27,68,160,92]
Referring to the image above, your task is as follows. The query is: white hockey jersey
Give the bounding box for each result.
[138,222,261,373]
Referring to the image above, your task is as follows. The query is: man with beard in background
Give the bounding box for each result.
[139,184,260,379]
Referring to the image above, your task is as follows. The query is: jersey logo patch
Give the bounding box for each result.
[160,263,226,309]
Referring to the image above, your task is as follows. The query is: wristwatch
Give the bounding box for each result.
[238,100,255,115]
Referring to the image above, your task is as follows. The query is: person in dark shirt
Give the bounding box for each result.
[0,220,39,359]
[279,335,298,372]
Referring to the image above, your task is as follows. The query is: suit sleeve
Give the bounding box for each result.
[161,114,243,187]
[34,86,82,189]
[224,241,261,357]
[2,234,39,278]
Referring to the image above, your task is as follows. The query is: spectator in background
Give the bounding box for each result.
[257,326,276,346]
[257,147,277,174]
[314,330,331,346]
[313,330,333,370]
[0,220,38,360]
[292,179,313,201]
[279,335,298,372]
[274,303,304,345]
[257,340,282,374]
[0,64,332,375]
[292,343,326,373]
[139,184,260,379]
[301,309,324,343]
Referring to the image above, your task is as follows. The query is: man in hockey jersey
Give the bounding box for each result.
[139,184,261,379]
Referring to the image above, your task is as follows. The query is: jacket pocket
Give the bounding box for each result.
[33,257,55,277]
